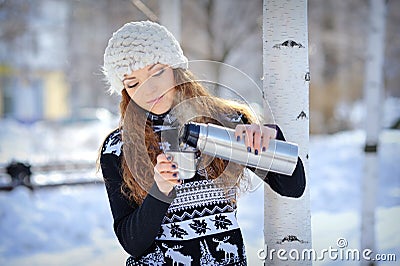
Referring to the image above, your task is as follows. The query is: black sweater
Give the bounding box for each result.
[100,112,305,265]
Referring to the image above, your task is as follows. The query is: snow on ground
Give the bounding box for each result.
[0,119,399,265]
[0,185,126,266]
[309,129,399,266]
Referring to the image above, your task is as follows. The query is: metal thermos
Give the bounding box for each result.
[181,122,299,175]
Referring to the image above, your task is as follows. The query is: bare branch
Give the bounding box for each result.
[130,0,159,22]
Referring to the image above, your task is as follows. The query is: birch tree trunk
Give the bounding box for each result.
[361,1,386,265]
[262,0,311,265]
[159,0,181,42]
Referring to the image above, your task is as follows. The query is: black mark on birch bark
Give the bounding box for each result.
[277,235,308,244]
[364,144,378,153]
[306,154,309,160]
[296,111,308,120]
[273,40,305,49]
[305,72,310,82]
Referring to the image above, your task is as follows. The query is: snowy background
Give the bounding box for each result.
[0,102,399,266]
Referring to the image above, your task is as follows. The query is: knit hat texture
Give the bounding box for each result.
[103,20,188,95]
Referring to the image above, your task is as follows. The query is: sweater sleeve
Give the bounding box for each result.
[100,131,175,258]
[247,124,306,198]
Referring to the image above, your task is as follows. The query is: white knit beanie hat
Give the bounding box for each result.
[103,20,188,95]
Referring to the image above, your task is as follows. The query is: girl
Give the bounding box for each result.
[100,21,305,266]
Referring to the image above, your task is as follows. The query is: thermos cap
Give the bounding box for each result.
[181,123,200,148]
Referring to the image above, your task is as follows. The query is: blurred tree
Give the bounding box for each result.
[0,0,30,42]
[159,0,181,42]
[182,0,262,99]
[361,1,387,265]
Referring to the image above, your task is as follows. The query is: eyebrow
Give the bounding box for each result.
[123,76,136,83]
[148,64,157,71]
[123,64,159,82]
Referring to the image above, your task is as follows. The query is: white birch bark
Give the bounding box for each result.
[262,0,311,265]
[361,1,386,265]
[159,0,182,42]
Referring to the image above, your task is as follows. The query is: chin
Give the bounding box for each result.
[150,106,169,115]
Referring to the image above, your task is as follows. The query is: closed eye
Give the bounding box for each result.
[152,68,165,77]
[127,82,139,89]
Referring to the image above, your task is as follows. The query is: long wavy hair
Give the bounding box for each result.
[115,68,256,204]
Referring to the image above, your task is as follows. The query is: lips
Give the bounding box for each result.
[146,95,164,104]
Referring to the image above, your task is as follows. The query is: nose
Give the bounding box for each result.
[145,77,171,97]
[139,78,158,95]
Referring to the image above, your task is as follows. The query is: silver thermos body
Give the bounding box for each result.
[181,122,299,175]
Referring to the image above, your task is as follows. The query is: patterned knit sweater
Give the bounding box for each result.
[100,111,306,266]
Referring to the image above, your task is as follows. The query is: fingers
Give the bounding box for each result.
[156,153,173,164]
[154,171,180,183]
[243,127,254,153]
[234,124,277,154]
[155,153,180,183]
[261,127,277,152]
[235,124,255,152]
[153,170,181,196]
[234,124,246,142]
[155,153,178,173]
[261,135,270,153]
[253,127,262,155]
[154,153,181,196]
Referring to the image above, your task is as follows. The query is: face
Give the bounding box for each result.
[123,64,176,114]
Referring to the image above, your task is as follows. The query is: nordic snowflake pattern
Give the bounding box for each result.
[157,211,238,241]
[101,129,122,156]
